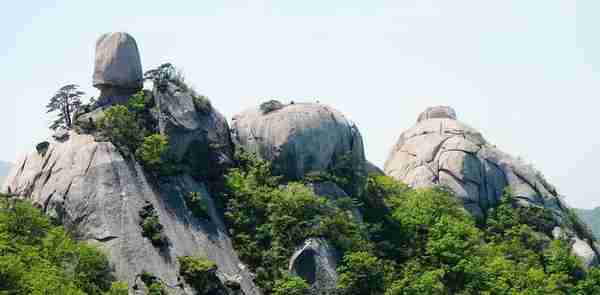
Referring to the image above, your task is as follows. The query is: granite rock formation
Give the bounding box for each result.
[2,133,259,295]
[289,238,339,293]
[384,106,599,267]
[231,101,365,180]
[93,32,143,106]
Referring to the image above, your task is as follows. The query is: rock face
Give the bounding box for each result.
[93,32,143,106]
[288,238,339,293]
[384,106,599,266]
[231,102,365,179]
[1,133,260,295]
[154,82,232,165]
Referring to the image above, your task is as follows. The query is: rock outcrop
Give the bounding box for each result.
[289,238,339,293]
[93,32,143,106]
[153,81,232,165]
[2,133,259,295]
[231,101,365,180]
[1,32,258,295]
[384,106,599,267]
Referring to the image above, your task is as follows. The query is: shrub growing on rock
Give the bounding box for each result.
[184,191,210,220]
[139,271,167,295]
[136,134,169,171]
[139,203,167,247]
[98,105,145,153]
[177,255,217,292]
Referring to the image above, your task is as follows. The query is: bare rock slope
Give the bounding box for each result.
[385,106,599,267]
[2,133,259,294]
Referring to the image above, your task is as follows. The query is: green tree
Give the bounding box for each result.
[272,274,310,295]
[46,84,84,130]
[337,251,387,295]
[0,194,116,294]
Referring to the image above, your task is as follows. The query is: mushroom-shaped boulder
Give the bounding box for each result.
[93,32,143,106]
[231,101,365,179]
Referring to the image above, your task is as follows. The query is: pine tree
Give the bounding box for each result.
[46,84,84,130]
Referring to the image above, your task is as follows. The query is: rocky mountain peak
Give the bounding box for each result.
[385,105,599,267]
[417,105,457,123]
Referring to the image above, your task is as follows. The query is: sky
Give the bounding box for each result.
[2,1,600,208]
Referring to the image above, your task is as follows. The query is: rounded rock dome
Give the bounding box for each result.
[231,101,365,179]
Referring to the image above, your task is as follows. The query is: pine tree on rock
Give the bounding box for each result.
[46,84,84,130]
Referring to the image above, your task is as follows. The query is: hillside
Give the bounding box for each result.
[577,208,600,239]
[2,32,600,294]
[0,161,11,184]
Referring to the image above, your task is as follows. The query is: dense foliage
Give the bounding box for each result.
[0,194,124,294]
[136,134,170,171]
[96,91,176,176]
[272,273,310,295]
[223,150,369,292]
[221,150,600,295]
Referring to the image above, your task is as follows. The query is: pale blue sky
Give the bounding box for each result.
[2,1,600,208]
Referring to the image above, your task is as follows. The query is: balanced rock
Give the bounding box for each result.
[384,106,599,266]
[231,101,365,179]
[93,32,143,106]
[1,134,259,295]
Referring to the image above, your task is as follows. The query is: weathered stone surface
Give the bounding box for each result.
[52,127,70,142]
[153,81,233,166]
[231,102,365,179]
[1,133,260,295]
[310,181,363,223]
[417,105,457,123]
[93,32,143,106]
[572,238,599,269]
[384,106,599,266]
[289,238,339,293]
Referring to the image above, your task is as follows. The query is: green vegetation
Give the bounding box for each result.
[97,91,175,175]
[98,105,145,153]
[337,251,390,295]
[139,203,167,248]
[136,134,169,171]
[272,273,310,295]
[184,191,210,220]
[0,194,122,294]
[139,271,167,295]
[177,255,217,292]
[220,150,600,294]
[223,150,368,292]
[47,84,84,130]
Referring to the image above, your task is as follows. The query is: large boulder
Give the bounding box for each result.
[93,32,143,106]
[153,81,232,167]
[1,133,260,295]
[384,106,599,266]
[231,101,365,179]
[288,238,339,293]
